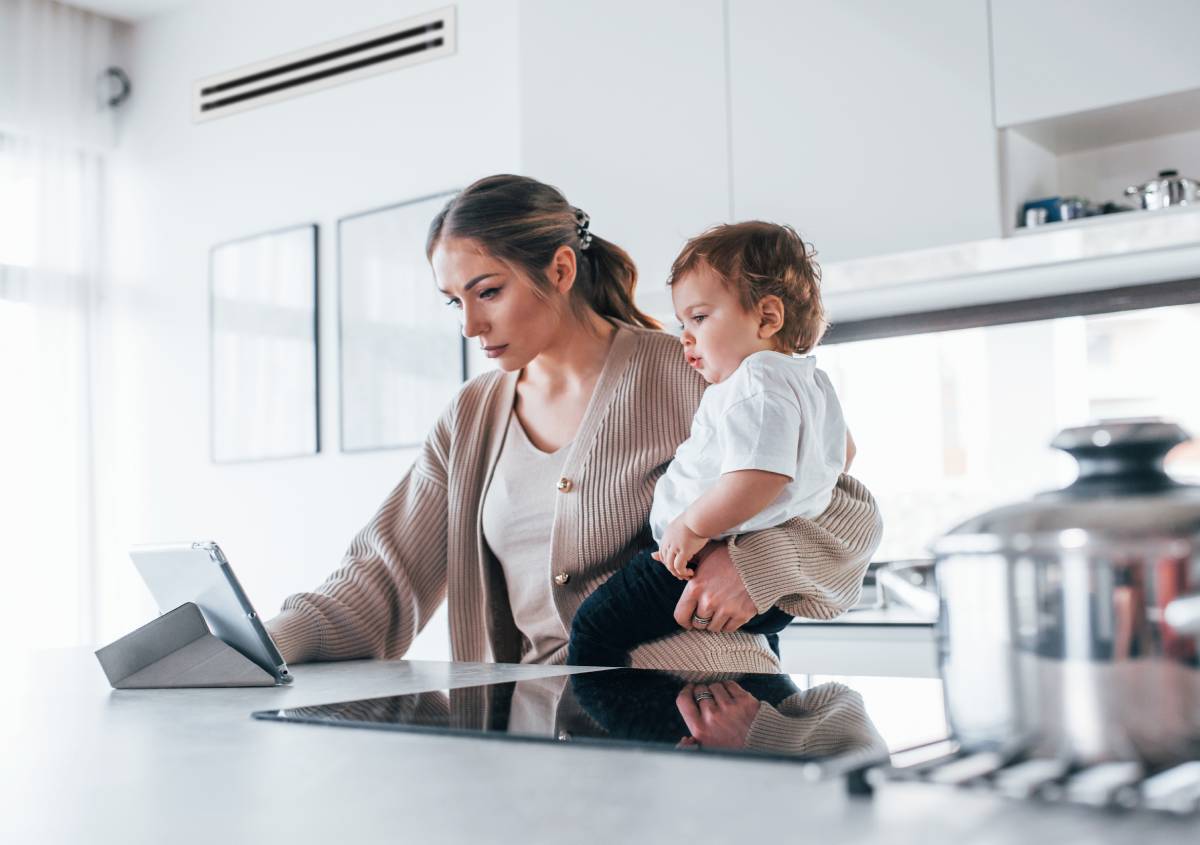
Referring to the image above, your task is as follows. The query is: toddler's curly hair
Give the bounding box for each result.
[668,221,825,354]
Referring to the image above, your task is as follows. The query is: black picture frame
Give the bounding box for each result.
[337,190,466,453]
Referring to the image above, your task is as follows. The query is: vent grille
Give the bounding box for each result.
[193,6,456,122]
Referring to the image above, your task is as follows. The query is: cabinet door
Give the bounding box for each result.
[992,0,1200,127]
[519,0,730,320]
[729,0,1001,263]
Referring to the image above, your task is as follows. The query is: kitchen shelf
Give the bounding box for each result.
[822,205,1200,322]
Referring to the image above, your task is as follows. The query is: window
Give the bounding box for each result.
[0,147,37,268]
[819,287,1200,562]
[0,139,97,651]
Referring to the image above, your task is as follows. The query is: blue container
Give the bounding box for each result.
[1021,196,1064,226]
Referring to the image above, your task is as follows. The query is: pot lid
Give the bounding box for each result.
[1126,169,1200,194]
[933,419,1200,554]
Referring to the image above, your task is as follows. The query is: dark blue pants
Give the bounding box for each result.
[566,547,793,667]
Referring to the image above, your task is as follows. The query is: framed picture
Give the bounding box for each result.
[209,224,319,463]
[338,190,465,453]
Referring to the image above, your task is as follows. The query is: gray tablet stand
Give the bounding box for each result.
[95,602,276,688]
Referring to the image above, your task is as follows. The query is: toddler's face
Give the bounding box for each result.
[671,265,771,384]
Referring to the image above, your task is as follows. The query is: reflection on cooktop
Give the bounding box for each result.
[253,669,935,771]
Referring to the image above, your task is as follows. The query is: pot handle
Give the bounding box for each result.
[1164,595,1200,635]
[876,563,940,619]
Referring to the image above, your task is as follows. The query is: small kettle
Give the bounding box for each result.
[1124,169,1200,210]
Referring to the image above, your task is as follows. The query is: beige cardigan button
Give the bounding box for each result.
[556,477,573,492]
[554,572,570,585]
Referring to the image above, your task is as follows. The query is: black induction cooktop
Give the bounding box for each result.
[252,668,947,772]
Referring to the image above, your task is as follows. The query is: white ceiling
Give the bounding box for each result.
[58,0,197,24]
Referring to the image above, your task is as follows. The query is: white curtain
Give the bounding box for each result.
[0,0,116,650]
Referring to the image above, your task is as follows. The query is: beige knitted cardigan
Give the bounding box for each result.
[267,324,883,673]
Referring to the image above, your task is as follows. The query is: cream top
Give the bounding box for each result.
[481,412,570,664]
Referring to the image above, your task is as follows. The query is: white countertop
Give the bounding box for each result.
[826,205,1200,292]
[792,605,935,626]
[822,205,1200,321]
[4,650,1196,844]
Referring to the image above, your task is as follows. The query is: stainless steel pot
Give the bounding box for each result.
[889,420,1200,770]
[1124,170,1200,210]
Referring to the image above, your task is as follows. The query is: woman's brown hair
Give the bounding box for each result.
[426,175,660,330]
[669,221,825,354]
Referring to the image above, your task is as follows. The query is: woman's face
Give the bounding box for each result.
[431,236,567,372]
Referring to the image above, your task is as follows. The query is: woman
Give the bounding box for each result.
[265,175,881,672]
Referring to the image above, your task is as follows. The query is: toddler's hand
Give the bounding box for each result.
[652,517,708,580]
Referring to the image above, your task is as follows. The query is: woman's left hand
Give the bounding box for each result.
[673,541,758,633]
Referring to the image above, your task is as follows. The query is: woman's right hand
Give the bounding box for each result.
[673,541,758,633]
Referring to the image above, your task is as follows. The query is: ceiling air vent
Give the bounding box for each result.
[193,5,456,122]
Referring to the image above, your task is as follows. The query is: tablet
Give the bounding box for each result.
[130,541,292,684]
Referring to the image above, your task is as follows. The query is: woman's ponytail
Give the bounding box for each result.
[577,235,660,330]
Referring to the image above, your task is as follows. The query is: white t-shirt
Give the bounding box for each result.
[649,350,847,544]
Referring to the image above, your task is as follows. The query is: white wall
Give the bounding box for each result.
[96,0,521,656]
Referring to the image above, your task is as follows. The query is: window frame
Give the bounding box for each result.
[823,277,1200,346]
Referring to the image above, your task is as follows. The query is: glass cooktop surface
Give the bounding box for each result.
[252,668,947,770]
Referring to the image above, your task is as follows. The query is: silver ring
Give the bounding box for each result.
[692,614,712,627]
[693,691,715,703]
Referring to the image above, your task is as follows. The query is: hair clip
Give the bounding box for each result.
[574,208,593,251]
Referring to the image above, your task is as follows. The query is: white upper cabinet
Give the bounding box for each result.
[518,0,730,318]
[992,0,1200,127]
[728,0,1001,263]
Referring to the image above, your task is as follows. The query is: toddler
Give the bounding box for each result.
[567,221,851,667]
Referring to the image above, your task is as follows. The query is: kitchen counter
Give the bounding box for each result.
[778,605,939,678]
[794,605,936,626]
[4,650,1195,844]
